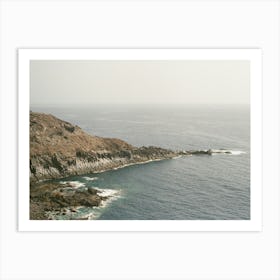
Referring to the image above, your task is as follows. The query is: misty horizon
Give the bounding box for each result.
[30,60,250,105]
[30,103,250,106]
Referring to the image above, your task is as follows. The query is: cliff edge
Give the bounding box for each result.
[30,112,177,183]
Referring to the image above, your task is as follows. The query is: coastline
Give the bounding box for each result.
[30,151,243,220]
[30,155,177,220]
[29,111,246,220]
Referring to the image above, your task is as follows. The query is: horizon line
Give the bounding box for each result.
[30,103,250,106]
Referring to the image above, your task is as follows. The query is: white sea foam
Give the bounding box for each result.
[91,187,122,208]
[173,155,183,159]
[83,176,98,181]
[211,149,246,155]
[59,181,86,188]
[77,212,97,220]
[228,150,246,155]
[95,187,120,198]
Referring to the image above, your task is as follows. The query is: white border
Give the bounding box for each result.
[18,49,262,231]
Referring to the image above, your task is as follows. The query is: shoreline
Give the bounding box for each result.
[33,155,178,186]
[29,112,247,220]
[33,149,244,186]
[30,181,121,220]
[29,155,181,220]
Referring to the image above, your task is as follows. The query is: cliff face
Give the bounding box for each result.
[30,112,177,183]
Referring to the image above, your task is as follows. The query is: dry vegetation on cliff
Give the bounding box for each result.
[30,112,177,183]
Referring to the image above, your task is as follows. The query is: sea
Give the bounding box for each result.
[31,104,250,220]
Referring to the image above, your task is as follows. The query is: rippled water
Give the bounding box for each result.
[31,104,250,220]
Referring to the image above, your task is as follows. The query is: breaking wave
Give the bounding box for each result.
[83,176,98,181]
[211,149,246,155]
[59,181,86,188]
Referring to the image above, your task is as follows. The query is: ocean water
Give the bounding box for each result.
[31,104,250,220]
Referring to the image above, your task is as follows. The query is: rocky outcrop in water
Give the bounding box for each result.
[30,182,107,220]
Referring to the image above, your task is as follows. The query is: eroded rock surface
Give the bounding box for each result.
[30,182,106,220]
[30,112,178,183]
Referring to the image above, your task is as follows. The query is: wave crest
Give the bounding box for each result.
[211,149,246,155]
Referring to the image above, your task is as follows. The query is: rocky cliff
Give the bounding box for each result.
[30,112,178,183]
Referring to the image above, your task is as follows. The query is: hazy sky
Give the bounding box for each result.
[30,60,250,105]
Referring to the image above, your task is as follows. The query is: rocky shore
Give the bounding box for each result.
[30,112,180,184]
[29,112,238,219]
[30,112,181,219]
[30,182,108,220]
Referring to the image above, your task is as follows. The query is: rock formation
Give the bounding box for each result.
[30,112,178,183]
[30,182,110,220]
